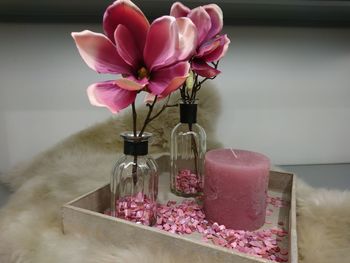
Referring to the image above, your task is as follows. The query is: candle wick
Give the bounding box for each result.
[230,149,238,159]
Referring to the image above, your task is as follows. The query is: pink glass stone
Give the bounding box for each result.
[152,199,290,262]
[175,169,202,194]
[280,249,289,256]
[105,192,290,262]
[112,194,156,226]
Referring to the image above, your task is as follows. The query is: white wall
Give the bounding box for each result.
[0,23,350,172]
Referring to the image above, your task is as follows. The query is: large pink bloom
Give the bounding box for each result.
[170,2,230,78]
[72,0,197,113]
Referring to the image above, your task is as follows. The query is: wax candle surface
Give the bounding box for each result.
[204,149,270,231]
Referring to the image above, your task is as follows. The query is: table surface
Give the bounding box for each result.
[281,163,350,191]
[0,163,349,208]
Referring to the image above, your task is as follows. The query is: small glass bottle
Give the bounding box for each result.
[110,132,158,226]
[170,102,206,197]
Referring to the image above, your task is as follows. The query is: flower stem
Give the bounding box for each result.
[139,95,177,137]
[131,95,176,187]
[139,96,158,137]
[189,123,199,176]
[132,102,137,137]
[188,60,220,102]
[131,102,138,186]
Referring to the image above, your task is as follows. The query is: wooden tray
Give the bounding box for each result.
[62,154,297,263]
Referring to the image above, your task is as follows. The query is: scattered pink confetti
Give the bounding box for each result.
[106,194,290,262]
[267,196,289,208]
[154,199,290,262]
[280,248,289,256]
[155,199,206,234]
[175,169,202,195]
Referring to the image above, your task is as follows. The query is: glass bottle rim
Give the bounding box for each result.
[120,131,152,142]
[179,98,199,105]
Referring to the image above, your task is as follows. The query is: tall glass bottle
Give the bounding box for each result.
[110,132,158,226]
[170,102,206,197]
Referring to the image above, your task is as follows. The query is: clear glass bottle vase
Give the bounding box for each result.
[170,102,206,197]
[110,132,158,226]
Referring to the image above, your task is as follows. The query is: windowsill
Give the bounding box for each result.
[280,163,350,191]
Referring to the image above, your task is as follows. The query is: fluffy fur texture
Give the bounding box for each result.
[1,86,349,263]
[296,180,350,263]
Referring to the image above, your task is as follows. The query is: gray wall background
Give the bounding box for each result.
[1,23,350,173]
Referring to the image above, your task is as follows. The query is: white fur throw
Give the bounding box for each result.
[0,87,349,263]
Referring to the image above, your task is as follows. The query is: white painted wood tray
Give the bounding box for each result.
[62,154,297,263]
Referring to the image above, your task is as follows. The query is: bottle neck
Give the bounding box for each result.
[123,140,148,156]
[180,103,197,124]
[121,132,152,156]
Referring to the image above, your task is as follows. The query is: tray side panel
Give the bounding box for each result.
[70,184,110,212]
[62,205,267,263]
[269,171,293,192]
[289,174,298,263]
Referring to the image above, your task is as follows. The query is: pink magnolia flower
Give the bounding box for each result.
[72,0,197,113]
[170,2,230,78]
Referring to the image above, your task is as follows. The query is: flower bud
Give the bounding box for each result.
[186,70,194,91]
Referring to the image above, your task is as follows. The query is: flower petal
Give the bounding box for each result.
[72,30,132,74]
[170,2,191,17]
[148,62,190,95]
[114,78,146,91]
[126,75,150,86]
[188,7,211,46]
[87,80,136,113]
[114,25,142,69]
[143,92,170,104]
[176,17,197,61]
[143,16,178,71]
[197,36,222,58]
[160,75,188,97]
[192,59,221,78]
[203,4,223,40]
[103,0,149,52]
[201,34,230,62]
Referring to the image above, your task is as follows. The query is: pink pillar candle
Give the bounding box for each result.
[204,149,270,231]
